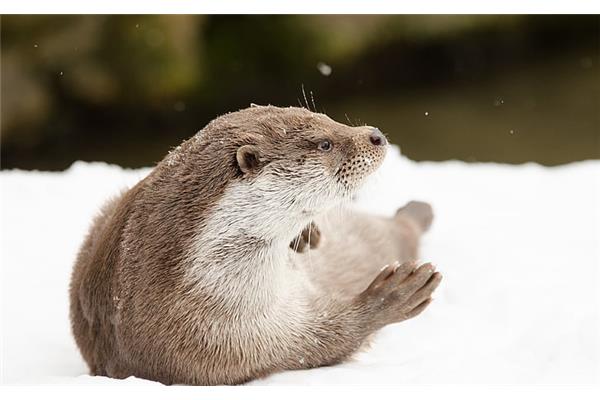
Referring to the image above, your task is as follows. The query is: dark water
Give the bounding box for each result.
[330,53,599,165]
[1,15,598,170]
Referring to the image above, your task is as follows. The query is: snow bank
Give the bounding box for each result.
[1,147,598,384]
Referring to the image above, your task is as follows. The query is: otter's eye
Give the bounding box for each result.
[317,139,333,152]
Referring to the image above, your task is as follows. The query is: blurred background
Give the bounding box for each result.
[1,15,598,170]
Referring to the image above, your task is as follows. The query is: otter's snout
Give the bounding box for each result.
[369,128,387,147]
[335,126,388,193]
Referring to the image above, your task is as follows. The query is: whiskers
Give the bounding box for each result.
[292,229,302,253]
[343,113,365,127]
[297,85,322,114]
[306,221,313,270]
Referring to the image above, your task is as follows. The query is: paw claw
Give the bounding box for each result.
[361,261,442,326]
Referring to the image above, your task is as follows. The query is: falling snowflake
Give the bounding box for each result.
[316,62,332,77]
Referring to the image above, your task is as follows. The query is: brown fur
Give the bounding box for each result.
[69,105,441,385]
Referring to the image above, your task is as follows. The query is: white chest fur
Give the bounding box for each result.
[183,177,313,318]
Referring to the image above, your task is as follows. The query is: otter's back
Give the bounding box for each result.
[69,190,129,376]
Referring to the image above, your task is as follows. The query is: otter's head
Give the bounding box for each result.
[214,105,387,215]
[162,105,388,240]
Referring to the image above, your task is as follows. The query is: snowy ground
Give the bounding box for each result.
[1,147,599,385]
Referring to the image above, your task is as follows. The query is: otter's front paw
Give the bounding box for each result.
[290,222,321,253]
[360,261,442,327]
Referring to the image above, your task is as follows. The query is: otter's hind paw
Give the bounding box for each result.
[396,201,434,232]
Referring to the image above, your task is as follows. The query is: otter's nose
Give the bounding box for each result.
[369,128,387,146]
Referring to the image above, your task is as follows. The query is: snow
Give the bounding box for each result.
[1,147,599,385]
[317,62,332,76]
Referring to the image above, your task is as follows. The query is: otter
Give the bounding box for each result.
[69,105,441,385]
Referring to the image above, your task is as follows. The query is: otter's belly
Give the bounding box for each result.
[295,210,419,299]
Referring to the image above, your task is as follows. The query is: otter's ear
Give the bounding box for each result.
[236,145,261,174]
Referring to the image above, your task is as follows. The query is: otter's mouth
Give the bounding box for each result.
[334,150,386,194]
